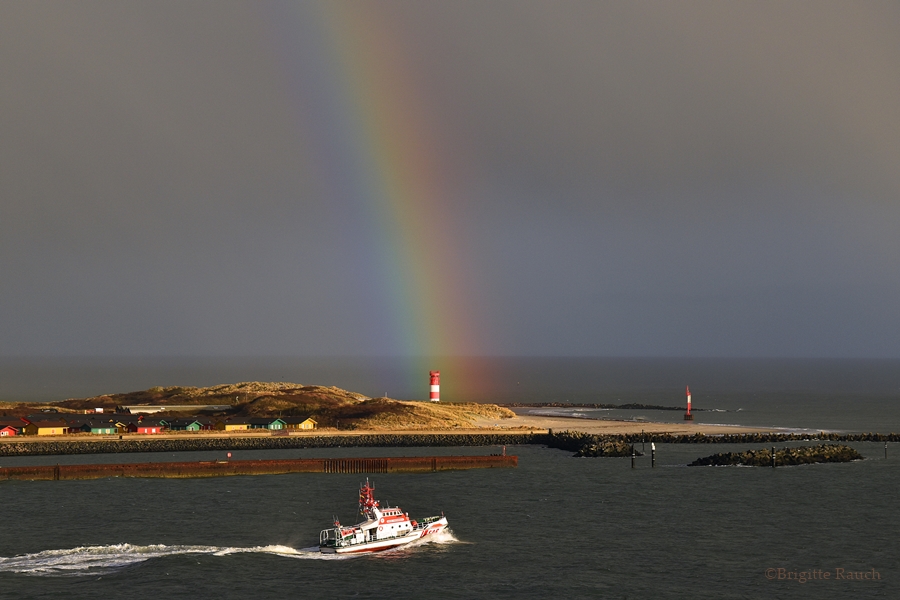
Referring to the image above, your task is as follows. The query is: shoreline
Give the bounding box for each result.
[0,412,775,444]
[468,411,780,436]
[1,412,896,457]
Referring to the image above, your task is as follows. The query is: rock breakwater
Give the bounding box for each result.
[544,430,896,458]
[1,430,898,458]
[688,444,863,467]
[0,433,540,457]
[544,431,639,457]
[611,432,900,444]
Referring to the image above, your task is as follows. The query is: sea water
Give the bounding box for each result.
[0,357,898,599]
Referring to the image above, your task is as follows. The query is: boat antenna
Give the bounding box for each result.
[358,478,379,517]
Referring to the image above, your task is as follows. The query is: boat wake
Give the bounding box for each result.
[0,532,459,576]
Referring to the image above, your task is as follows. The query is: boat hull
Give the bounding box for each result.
[320,518,448,554]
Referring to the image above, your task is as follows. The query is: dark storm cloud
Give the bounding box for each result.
[0,2,378,355]
[391,1,900,356]
[397,1,900,204]
[0,1,898,357]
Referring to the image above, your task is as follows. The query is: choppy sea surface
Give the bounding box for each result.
[1,357,898,598]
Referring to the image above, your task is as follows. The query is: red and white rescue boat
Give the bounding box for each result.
[319,480,448,554]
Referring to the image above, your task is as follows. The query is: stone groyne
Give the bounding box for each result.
[0,455,518,481]
[1,431,898,458]
[688,444,863,467]
[610,431,900,443]
[0,433,540,457]
[543,431,900,457]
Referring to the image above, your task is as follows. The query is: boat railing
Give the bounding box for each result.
[413,516,443,529]
[319,528,341,547]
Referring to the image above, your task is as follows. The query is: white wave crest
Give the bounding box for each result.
[394,528,459,550]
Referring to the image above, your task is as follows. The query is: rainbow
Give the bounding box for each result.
[261,3,485,396]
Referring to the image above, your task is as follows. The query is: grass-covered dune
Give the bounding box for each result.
[0,382,515,430]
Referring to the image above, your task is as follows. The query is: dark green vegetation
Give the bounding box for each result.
[688,444,863,467]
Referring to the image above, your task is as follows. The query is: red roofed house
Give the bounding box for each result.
[0,423,20,436]
[135,419,165,434]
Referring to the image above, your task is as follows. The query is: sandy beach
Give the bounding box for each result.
[465,412,776,436]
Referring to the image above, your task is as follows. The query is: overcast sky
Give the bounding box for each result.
[1,1,899,358]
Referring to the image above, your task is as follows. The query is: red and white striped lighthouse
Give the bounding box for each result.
[429,371,440,402]
[684,385,693,421]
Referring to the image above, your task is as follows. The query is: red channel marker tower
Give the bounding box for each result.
[429,371,441,402]
[684,385,693,420]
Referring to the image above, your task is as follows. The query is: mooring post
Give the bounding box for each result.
[885,442,888,460]
[631,447,635,469]
[642,429,645,452]
[772,447,776,468]
[651,442,656,468]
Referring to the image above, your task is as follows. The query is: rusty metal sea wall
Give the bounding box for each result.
[0,455,518,481]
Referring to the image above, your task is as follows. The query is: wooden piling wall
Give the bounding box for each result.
[0,454,517,481]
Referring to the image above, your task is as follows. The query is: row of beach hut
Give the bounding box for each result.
[0,415,317,437]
